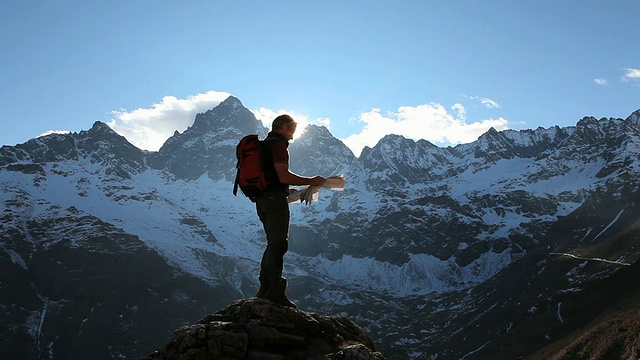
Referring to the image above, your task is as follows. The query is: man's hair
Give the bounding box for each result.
[272,114,295,130]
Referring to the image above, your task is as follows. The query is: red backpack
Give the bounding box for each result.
[233,134,270,201]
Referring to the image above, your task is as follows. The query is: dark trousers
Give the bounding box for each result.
[256,192,290,282]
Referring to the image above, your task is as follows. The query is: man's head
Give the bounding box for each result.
[272,114,297,140]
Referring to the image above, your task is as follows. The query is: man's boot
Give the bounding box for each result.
[261,277,297,308]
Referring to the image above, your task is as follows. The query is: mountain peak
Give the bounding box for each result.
[89,120,116,133]
[476,126,503,142]
[188,96,264,137]
[143,298,385,360]
[80,121,132,146]
[219,95,242,108]
[627,108,640,124]
[290,124,357,176]
[576,116,599,127]
[77,120,136,146]
[299,123,333,138]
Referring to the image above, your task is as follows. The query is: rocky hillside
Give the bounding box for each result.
[1,95,639,359]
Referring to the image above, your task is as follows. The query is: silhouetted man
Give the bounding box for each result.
[255,114,325,308]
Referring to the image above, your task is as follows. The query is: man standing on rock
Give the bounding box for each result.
[255,114,325,308]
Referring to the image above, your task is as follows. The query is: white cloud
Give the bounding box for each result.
[594,78,608,85]
[106,90,231,151]
[467,95,501,109]
[315,117,332,128]
[622,68,640,82]
[341,103,509,157]
[480,97,500,109]
[452,103,466,120]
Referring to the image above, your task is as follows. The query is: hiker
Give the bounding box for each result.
[255,114,325,308]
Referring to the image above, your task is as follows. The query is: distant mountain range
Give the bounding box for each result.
[1,95,640,359]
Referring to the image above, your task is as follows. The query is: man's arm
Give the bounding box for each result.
[275,163,325,187]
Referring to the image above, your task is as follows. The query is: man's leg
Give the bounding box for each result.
[255,193,295,307]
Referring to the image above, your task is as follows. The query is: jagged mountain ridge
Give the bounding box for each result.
[1,96,640,359]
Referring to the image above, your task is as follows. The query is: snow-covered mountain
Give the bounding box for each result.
[2,95,640,359]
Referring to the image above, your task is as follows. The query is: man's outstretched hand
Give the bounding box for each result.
[310,176,325,187]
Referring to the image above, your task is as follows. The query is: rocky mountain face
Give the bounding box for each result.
[1,95,640,359]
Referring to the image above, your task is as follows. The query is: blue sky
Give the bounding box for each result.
[2,1,639,156]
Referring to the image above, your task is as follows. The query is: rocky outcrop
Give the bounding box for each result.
[143,298,386,360]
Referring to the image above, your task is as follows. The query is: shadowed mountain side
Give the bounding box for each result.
[143,298,386,360]
[526,261,640,360]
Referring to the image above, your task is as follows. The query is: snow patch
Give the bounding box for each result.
[309,250,512,295]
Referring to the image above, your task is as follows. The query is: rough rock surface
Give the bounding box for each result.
[143,298,386,360]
